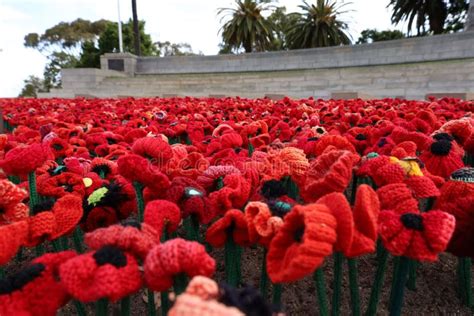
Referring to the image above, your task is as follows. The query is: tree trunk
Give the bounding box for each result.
[131,0,141,56]
[466,1,474,31]
[243,40,252,53]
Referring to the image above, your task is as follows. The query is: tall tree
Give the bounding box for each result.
[286,0,351,49]
[389,0,470,35]
[218,0,275,53]
[131,0,141,56]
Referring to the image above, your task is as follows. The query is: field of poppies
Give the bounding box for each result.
[0,96,473,316]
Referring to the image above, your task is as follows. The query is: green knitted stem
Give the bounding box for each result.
[248,139,254,157]
[462,258,473,307]
[99,169,106,179]
[389,256,410,316]
[73,227,84,253]
[314,268,329,316]
[389,256,400,304]
[260,248,269,298]
[365,246,389,316]
[147,289,157,316]
[60,236,69,250]
[173,273,188,295]
[348,258,361,316]
[216,177,224,190]
[463,154,473,167]
[120,296,130,316]
[407,261,418,291]
[35,243,45,257]
[7,175,20,184]
[51,239,62,252]
[96,298,108,316]
[15,247,24,261]
[184,215,200,242]
[74,300,87,316]
[28,171,39,215]
[349,175,358,205]
[457,257,465,300]
[272,283,283,307]
[161,290,170,316]
[133,181,145,222]
[331,252,343,316]
[0,267,4,279]
[282,176,299,200]
[225,237,240,287]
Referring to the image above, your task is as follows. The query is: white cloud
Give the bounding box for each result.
[0,0,405,97]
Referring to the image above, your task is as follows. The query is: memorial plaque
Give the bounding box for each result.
[108,59,125,72]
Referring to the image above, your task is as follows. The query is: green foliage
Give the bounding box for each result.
[218,0,275,53]
[18,76,47,98]
[286,0,351,49]
[389,0,469,35]
[267,6,299,50]
[357,29,406,44]
[155,41,198,57]
[43,52,79,90]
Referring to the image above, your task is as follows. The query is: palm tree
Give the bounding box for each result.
[389,0,449,35]
[218,0,275,53]
[286,0,351,49]
[131,0,141,55]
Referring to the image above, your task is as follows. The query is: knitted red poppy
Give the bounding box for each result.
[378,209,455,262]
[0,220,28,265]
[314,135,357,156]
[390,141,417,159]
[144,238,216,292]
[81,206,119,232]
[25,194,83,246]
[0,179,29,223]
[197,165,241,192]
[301,150,355,202]
[244,201,284,247]
[205,209,250,247]
[435,168,474,258]
[266,203,337,283]
[0,251,76,316]
[59,245,142,302]
[419,139,464,178]
[37,172,86,198]
[117,154,170,191]
[47,137,70,159]
[89,157,117,179]
[0,143,53,176]
[132,136,173,167]
[143,199,182,236]
[206,173,251,217]
[85,219,160,260]
[263,147,309,186]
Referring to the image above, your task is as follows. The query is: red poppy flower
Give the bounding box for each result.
[0,220,28,265]
[0,251,77,316]
[90,157,117,179]
[59,245,142,302]
[47,137,70,159]
[143,199,182,237]
[206,173,251,217]
[205,209,250,247]
[420,139,465,178]
[85,219,160,260]
[197,165,241,192]
[314,135,357,156]
[301,150,356,202]
[263,147,309,186]
[132,136,173,167]
[144,238,216,292]
[117,154,170,192]
[378,209,455,262]
[0,143,53,176]
[244,201,284,247]
[37,172,86,198]
[81,206,119,232]
[266,203,337,283]
[25,194,83,247]
[0,179,29,223]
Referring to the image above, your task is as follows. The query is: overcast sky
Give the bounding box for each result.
[0,0,404,97]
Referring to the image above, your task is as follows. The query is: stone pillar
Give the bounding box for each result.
[466,2,474,31]
[100,53,137,76]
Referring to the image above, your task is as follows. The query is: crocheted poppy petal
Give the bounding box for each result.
[0,221,28,265]
[51,194,83,239]
[405,232,436,261]
[353,185,380,241]
[378,210,413,256]
[373,163,405,186]
[267,204,337,283]
[422,210,456,254]
[26,212,57,247]
[245,202,270,243]
[377,184,418,214]
[346,232,376,258]
[144,200,181,236]
[316,192,354,254]
[404,176,440,198]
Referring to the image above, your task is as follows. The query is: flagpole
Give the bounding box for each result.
[117,0,124,53]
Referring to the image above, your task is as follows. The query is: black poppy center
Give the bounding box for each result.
[234,147,242,154]
[355,133,367,141]
[377,138,387,147]
[430,140,452,156]
[433,133,453,142]
[107,138,117,145]
[400,213,424,231]
[92,164,111,177]
[307,137,319,142]
[294,226,305,243]
[0,263,46,295]
[62,184,74,192]
[261,180,287,199]
[32,198,56,215]
[316,127,325,134]
[268,200,292,218]
[93,245,127,267]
